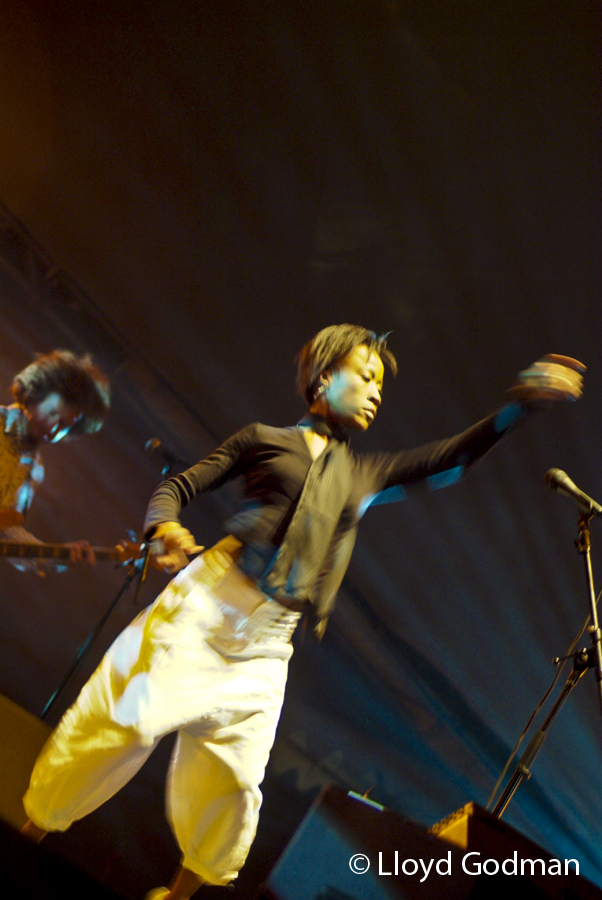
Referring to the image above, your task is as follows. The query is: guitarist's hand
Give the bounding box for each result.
[63,540,96,566]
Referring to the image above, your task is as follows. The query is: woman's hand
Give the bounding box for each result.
[507,354,585,407]
[150,521,204,573]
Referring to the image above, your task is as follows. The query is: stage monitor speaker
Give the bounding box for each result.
[0,693,50,828]
[430,801,601,900]
[260,785,478,900]
[260,786,602,900]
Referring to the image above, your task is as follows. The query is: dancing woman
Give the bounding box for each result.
[22,325,584,899]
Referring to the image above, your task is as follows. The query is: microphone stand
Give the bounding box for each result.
[491,511,602,819]
[491,649,593,818]
[41,450,174,720]
[40,548,151,719]
[575,512,602,712]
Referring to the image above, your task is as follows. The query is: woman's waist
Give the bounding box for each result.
[211,535,308,612]
[173,536,302,655]
[177,535,307,613]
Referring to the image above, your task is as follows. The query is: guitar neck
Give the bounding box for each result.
[0,542,121,561]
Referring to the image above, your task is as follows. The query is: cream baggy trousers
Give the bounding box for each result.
[23,549,300,885]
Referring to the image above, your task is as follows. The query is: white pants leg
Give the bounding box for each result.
[24,552,299,886]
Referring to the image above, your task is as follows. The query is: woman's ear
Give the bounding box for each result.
[312,369,331,404]
[319,369,332,390]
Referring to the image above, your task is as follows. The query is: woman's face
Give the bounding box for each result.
[322,345,384,430]
[23,392,82,444]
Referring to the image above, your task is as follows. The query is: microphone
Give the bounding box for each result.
[545,469,602,516]
[145,438,189,468]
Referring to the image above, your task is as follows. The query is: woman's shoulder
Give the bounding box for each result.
[229,421,300,441]
[216,422,299,457]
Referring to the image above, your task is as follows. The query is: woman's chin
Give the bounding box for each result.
[348,416,370,431]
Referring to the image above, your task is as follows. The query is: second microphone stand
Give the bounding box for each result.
[491,511,602,818]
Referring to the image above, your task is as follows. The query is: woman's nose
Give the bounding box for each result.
[369,386,381,406]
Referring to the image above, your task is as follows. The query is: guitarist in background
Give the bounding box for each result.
[0,349,110,573]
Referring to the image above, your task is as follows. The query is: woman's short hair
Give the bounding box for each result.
[12,350,110,437]
[296,324,397,405]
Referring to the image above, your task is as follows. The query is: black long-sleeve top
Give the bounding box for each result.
[144,404,525,628]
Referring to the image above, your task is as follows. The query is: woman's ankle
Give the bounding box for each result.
[165,865,205,899]
[20,819,48,843]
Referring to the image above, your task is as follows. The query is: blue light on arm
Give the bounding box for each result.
[427,466,464,490]
[494,401,525,434]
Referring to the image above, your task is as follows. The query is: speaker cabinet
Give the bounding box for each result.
[430,801,601,900]
[260,786,602,900]
[261,785,478,899]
